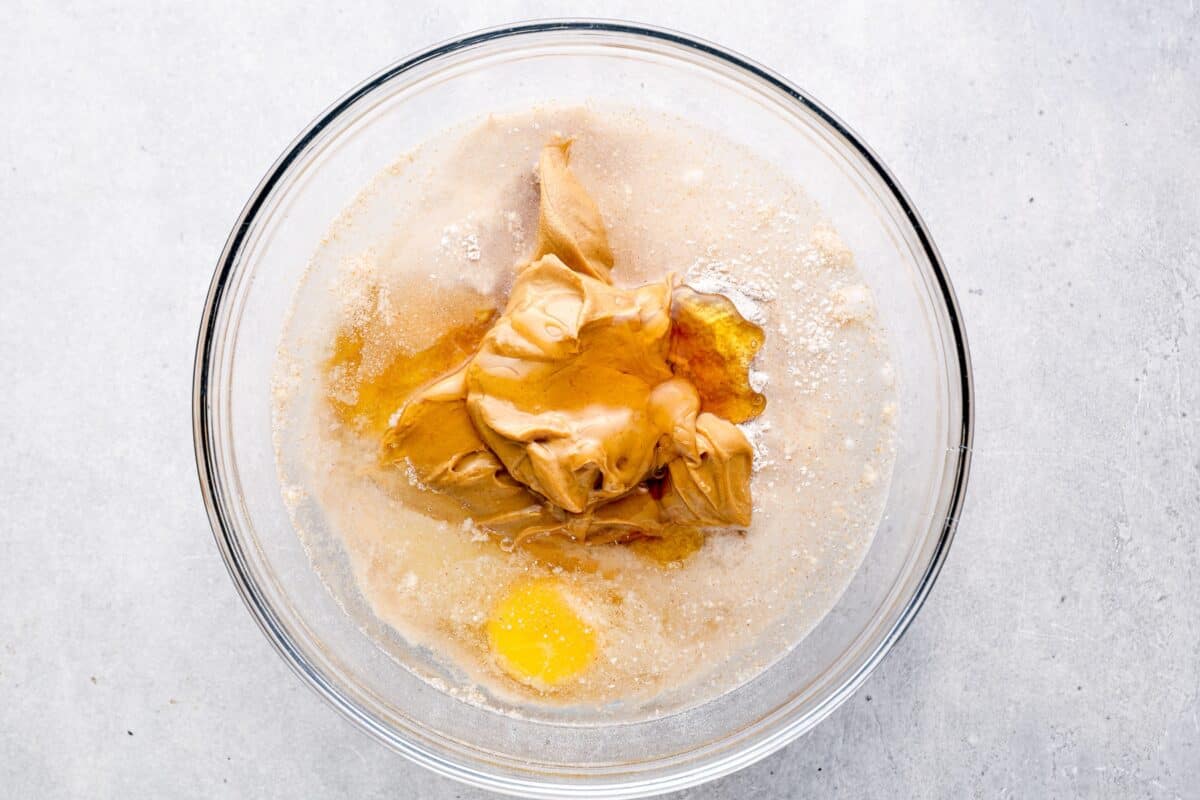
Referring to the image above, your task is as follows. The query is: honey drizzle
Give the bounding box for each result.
[667,285,766,424]
[325,306,497,434]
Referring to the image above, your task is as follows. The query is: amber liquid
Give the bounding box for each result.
[667,285,766,424]
[325,304,497,434]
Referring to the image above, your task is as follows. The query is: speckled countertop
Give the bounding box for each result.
[2,2,1197,797]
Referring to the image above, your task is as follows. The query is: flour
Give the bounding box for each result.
[738,416,774,472]
[684,256,775,326]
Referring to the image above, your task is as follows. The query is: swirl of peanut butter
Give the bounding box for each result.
[465,256,675,513]
[532,139,614,282]
[380,139,760,552]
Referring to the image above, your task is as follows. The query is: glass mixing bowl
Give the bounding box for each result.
[193,20,972,798]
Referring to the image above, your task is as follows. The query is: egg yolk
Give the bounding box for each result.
[486,579,596,687]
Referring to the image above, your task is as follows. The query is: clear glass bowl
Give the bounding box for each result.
[193,20,972,798]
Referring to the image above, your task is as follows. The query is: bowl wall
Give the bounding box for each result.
[194,21,971,798]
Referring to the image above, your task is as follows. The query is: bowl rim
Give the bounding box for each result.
[193,18,974,798]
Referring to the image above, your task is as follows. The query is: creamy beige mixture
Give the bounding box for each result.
[273,106,897,714]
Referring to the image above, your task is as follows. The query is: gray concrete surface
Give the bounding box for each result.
[2,2,1197,797]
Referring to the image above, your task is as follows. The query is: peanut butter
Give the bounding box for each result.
[379,139,763,555]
